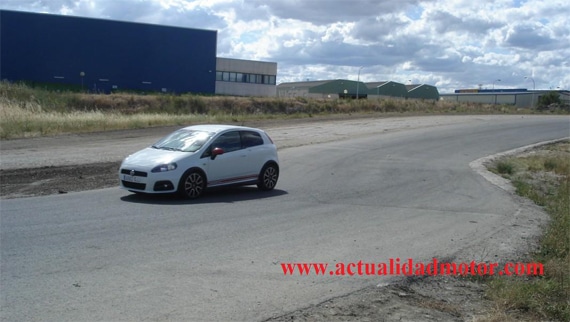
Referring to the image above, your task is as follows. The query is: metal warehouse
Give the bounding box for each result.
[0,10,277,96]
[277,80,440,100]
[405,84,440,100]
[440,88,570,108]
[365,81,409,99]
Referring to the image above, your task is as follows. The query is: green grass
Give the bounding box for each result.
[496,160,516,175]
[486,142,570,321]
[1,81,568,139]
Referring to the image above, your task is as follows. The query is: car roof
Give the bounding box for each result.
[180,124,262,134]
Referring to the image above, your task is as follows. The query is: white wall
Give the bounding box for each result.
[215,57,278,97]
[216,81,276,97]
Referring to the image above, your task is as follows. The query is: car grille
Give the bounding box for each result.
[120,169,148,177]
[121,181,146,190]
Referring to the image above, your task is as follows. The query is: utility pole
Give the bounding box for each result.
[356,66,364,99]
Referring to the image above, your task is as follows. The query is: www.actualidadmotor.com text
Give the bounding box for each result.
[281,258,544,276]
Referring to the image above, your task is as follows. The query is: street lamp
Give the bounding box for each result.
[525,76,536,108]
[492,79,501,89]
[524,76,535,90]
[356,66,364,99]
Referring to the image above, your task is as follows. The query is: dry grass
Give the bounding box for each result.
[486,142,570,321]
[0,97,222,138]
[1,81,567,139]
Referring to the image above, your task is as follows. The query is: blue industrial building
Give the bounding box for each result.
[0,10,218,94]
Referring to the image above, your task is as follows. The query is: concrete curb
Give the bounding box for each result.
[469,137,570,192]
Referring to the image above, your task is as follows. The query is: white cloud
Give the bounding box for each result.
[1,0,569,92]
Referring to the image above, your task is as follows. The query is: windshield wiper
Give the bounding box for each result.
[160,146,182,151]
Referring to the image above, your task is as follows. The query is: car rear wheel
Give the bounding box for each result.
[179,171,206,199]
[257,163,279,191]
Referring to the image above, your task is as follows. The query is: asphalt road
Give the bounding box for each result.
[1,116,569,321]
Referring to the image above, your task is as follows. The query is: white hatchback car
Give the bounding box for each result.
[119,124,279,199]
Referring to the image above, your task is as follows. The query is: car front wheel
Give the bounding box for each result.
[179,171,206,199]
[257,163,279,191]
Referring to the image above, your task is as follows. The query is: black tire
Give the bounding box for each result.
[179,170,206,199]
[257,163,279,191]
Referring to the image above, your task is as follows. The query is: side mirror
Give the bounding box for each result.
[211,147,224,160]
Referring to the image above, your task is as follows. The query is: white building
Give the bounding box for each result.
[215,58,277,97]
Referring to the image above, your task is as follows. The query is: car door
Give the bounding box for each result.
[202,130,251,186]
[239,130,267,175]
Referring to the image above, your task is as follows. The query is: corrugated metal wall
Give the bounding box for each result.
[371,81,408,98]
[440,93,535,107]
[0,10,217,94]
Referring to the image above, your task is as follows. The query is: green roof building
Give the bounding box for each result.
[277,79,367,98]
[366,81,408,99]
[406,84,440,100]
[278,79,439,101]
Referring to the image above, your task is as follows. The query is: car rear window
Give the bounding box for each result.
[241,131,264,147]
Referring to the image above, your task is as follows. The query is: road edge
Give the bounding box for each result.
[468,137,570,192]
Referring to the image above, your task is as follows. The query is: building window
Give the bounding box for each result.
[263,75,273,84]
[216,71,276,85]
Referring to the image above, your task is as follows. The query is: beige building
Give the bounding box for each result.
[215,58,277,97]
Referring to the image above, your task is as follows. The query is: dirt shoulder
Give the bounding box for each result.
[0,161,121,198]
[265,275,494,321]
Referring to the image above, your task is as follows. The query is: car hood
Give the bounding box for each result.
[122,147,192,168]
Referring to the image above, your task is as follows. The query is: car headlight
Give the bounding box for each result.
[151,163,178,173]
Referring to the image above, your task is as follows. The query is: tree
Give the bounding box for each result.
[537,91,561,109]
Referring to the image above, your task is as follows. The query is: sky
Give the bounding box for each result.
[1,0,569,93]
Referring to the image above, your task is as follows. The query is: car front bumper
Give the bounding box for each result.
[119,167,180,193]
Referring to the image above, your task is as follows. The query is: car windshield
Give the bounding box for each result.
[152,129,213,152]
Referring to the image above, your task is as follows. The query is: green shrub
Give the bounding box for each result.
[496,160,515,175]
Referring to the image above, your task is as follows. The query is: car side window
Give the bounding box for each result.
[240,131,264,148]
[211,131,242,153]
